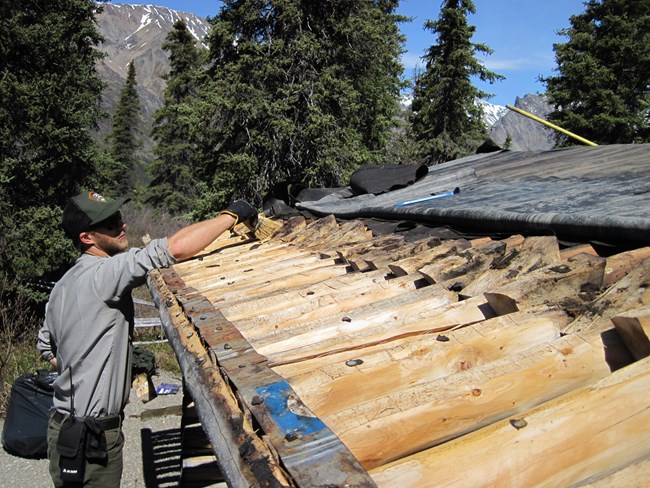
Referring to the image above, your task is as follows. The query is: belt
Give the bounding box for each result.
[52,410,121,430]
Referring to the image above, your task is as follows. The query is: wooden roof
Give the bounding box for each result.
[149,145,650,487]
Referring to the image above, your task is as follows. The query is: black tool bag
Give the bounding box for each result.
[2,370,57,459]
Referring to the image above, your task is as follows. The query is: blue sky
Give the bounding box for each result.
[120,0,587,106]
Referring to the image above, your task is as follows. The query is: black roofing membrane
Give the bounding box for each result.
[297,144,650,246]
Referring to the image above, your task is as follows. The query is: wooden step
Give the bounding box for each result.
[179,391,225,487]
[181,455,226,486]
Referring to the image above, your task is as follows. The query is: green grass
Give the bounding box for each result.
[141,342,181,376]
[0,339,44,418]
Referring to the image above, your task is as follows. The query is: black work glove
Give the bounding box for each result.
[220,200,258,228]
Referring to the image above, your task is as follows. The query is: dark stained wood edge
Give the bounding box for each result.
[149,268,291,488]
[150,266,378,488]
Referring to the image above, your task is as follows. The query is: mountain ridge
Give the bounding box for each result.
[93,3,209,163]
[94,3,555,166]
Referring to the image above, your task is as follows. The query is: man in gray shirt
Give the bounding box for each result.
[37,191,256,487]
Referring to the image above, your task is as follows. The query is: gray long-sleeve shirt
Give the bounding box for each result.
[37,238,176,418]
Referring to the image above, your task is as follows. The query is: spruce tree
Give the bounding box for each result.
[147,20,206,216]
[108,60,141,195]
[411,0,503,164]
[191,0,406,215]
[0,0,109,298]
[542,0,650,145]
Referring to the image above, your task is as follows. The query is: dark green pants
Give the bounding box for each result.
[47,412,124,487]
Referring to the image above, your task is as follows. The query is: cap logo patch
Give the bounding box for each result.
[88,192,107,202]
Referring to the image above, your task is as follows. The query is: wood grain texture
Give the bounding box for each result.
[370,355,650,487]
[611,306,650,360]
[284,311,566,416]
[330,327,613,469]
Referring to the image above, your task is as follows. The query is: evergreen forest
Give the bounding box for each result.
[1,0,649,305]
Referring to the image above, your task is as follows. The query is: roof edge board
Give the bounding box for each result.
[148,267,377,488]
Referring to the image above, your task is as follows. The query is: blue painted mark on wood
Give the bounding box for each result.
[255,381,326,438]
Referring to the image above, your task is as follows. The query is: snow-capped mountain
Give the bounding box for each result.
[478,100,508,127]
[97,4,209,96]
[93,4,210,161]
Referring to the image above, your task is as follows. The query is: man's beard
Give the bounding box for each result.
[94,232,129,256]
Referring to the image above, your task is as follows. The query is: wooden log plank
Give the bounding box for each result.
[230,216,284,242]
[469,237,492,247]
[181,250,323,291]
[484,252,605,316]
[176,241,337,290]
[388,239,471,277]
[177,220,366,280]
[327,328,613,470]
[252,282,456,351]
[369,354,650,488]
[611,306,650,360]
[559,243,598,260]
[565,255,650,333]
[363,238,442,273]
[178,239,310,273]
[460,235,561,299]
[230,274,421,340]
[500,234,525,250]
[177,230,297,273]
[316,219,373,249]
[418,240,507,290]
[337,234,405,260]
[580,456,650,488]
[286,214,340,245]
[603,246,650,286]
[148,271,291,488]
[285,311,566,417]
[338,235,406,271]
[155,268,378,488]
[273,308,570,380]
[202,262,352,306]
[179,242,273,277]
[218,269,403,322]
[194,234,251,259]
[273,215,308,241]
[262,295,492,366]
[239,219,370,261]
[177,239,296,276]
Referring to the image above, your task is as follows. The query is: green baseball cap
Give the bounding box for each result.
[62,191,130,238]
